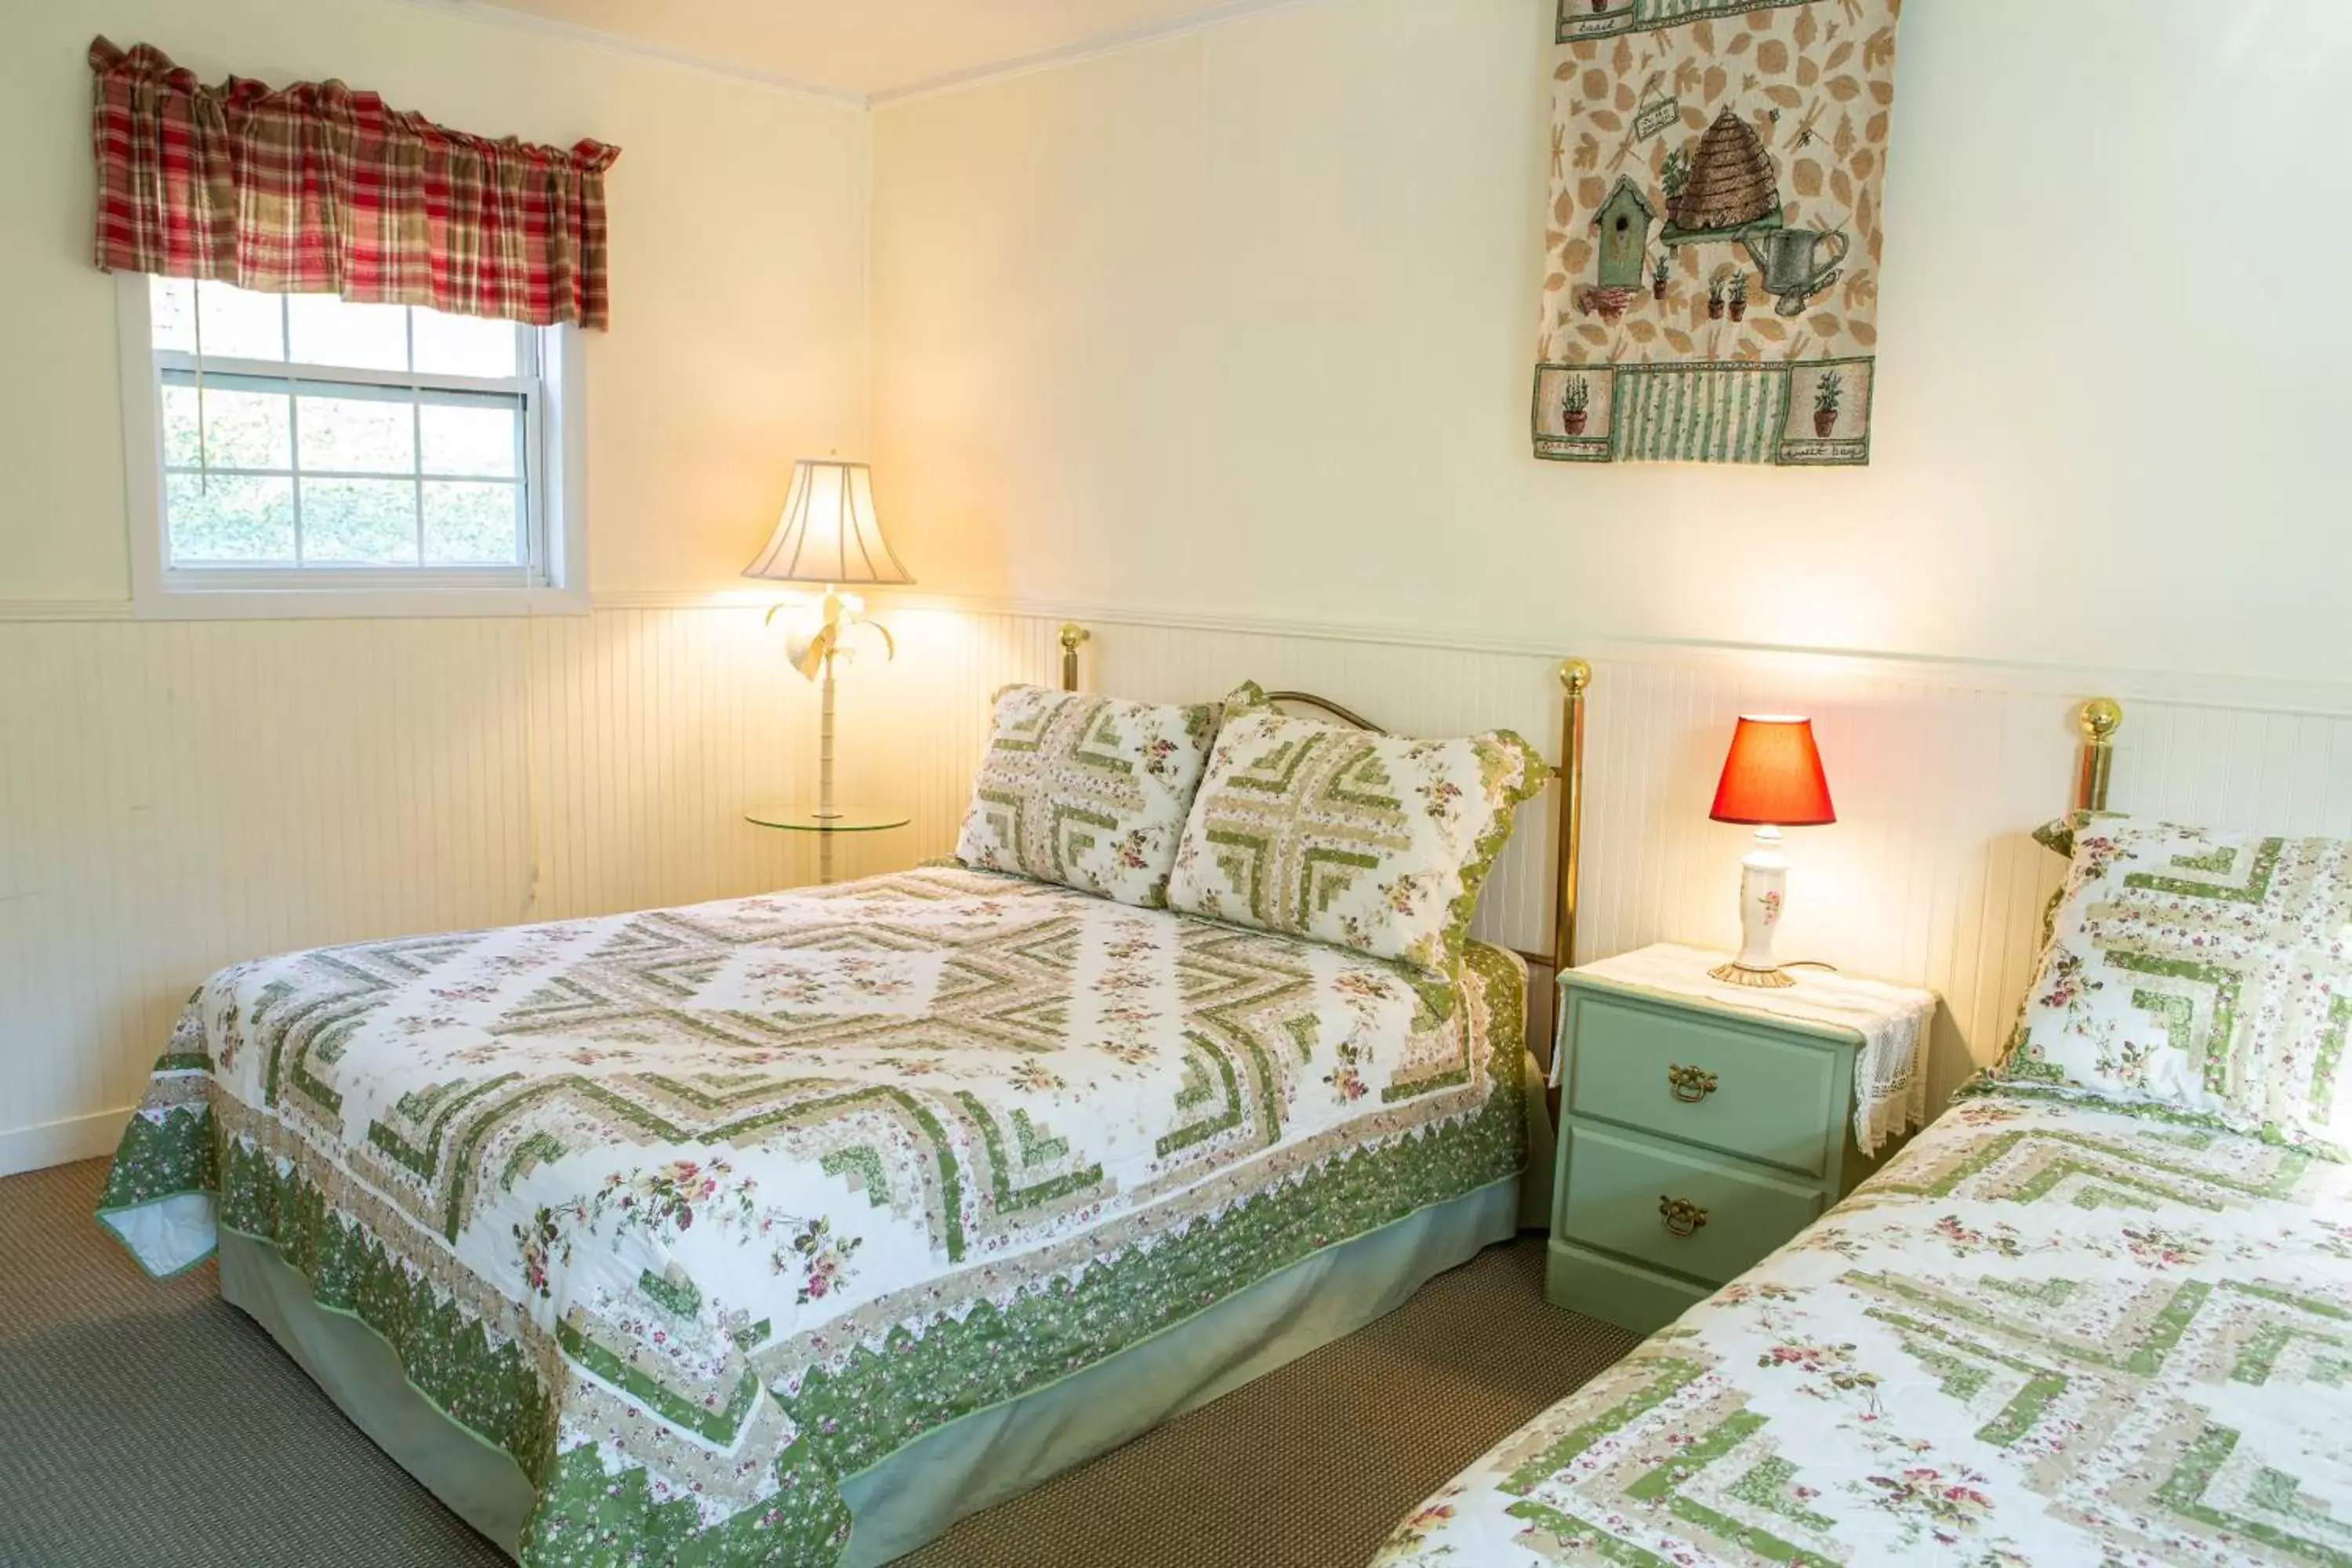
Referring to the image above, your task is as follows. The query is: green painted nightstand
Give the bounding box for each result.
[1545,944,1935,1334]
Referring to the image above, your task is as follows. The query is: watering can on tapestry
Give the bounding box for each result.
[1740,227,1848,317]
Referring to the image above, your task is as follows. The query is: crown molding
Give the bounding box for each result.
[377,0,869,105]
[376,0,1328,111]
[867,0,1329,106]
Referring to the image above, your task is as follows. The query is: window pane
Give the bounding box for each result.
[166,474,296,563]
[419,402,520,477]
[301,479,420,564]
[288,294,410,372]
[297,394,416,474]
[194,281,285,361]
[423,481,523,564]
[411,310,518,378]
[162,384,292,470]
[151,278,196,353]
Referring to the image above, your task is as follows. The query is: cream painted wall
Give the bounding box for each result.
[871,0,2352,684]
[0,0,880,1165]
[9,0,2352,1176]
[0,0,871,601]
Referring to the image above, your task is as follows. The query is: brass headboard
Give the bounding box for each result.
[1262,691,1388,735]
[2075,697,2123,812]
[1054,622,1594,985]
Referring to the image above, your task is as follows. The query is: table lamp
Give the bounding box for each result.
[1706,715,1835,989]
[742,459,913,851]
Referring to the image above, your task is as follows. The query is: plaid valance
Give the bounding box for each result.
[89,38,619,330]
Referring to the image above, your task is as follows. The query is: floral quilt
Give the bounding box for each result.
[1374,1085,2352,1566]
[96,865,1526,1566]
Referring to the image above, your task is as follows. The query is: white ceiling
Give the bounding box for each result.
[465,0,1278,100]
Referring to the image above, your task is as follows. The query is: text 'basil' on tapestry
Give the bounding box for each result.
[1532,0,1902,466]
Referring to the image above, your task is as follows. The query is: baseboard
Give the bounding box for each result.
[0,1107,133,1179]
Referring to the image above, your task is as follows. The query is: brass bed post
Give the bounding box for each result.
[1554,659,1592,983]
[1060,624,1091,694]
[1543,659,1592,1113]
[2075,697,2122,812]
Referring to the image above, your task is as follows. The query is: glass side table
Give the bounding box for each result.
[744,805,911,885]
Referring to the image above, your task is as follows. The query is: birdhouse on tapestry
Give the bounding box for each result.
[1592,176,1657,290]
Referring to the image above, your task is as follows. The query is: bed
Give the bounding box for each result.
[95,630,1595,1567]
[1374,702,2352,1567]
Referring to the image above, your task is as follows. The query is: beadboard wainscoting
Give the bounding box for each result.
[8,601,2350,1174]
[0,606,1065,1174]
[1076,621,2352,1112]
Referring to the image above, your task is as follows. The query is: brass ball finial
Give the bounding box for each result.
[1560,658,1593,695]
[1058,623,1091,655]
[2078,697,2122,742]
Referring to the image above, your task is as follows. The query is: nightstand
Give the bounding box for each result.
[1545,943,1937,1334]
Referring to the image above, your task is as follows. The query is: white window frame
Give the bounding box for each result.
[114,273,588,619]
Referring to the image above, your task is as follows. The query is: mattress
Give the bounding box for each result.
[1373,1085,2352,1566]
[96,864,1527,1566]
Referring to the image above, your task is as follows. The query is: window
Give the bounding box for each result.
[118,276,583,616]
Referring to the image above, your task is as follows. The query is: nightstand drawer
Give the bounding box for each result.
[1558,1124,1824,1286]
[1566,989,1841,1175]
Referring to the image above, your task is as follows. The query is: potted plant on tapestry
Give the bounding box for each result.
[1729,272,1749,322]
[1707,276,1726,320]
[1562,375,1592,436]
[1661,147,1693,209]
[1652,254,1671,301]
[1813,370,1843,437]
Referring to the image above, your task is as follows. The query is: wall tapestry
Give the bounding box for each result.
[1532,0,1902,466]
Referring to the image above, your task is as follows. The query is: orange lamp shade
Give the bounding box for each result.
[1709,716,1836,827]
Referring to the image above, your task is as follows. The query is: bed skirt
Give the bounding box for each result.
[220,1171,1523,1563]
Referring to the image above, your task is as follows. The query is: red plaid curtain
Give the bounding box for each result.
[89,38,619,330]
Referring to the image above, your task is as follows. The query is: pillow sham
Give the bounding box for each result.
[2001,812,2352,1156]
[1165,683,1550,975]
[953,685,1218,909]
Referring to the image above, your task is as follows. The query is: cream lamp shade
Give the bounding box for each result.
[740,459,909,886]
[742,460,913,587]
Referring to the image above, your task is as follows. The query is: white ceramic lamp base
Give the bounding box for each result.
[1711,826,1796,989]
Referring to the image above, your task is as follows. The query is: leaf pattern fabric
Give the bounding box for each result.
[1532,0,1904,467]
[94,866,1526,1566]
[954,684,1218,908]
[1166,686,1550,977]
[2003,815,2352,1160]
[1373,1084,2352,1566]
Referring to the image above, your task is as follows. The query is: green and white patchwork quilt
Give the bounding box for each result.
[1168,686,1550,978]
[96,866,1526,1566]
[953,684,1219,909]
[2007,815,2352,1160]
[1373,1086,2352,1566]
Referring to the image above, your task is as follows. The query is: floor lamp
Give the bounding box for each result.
[742,459,913,883]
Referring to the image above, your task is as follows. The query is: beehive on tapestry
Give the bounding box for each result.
[1533,0,1903,466]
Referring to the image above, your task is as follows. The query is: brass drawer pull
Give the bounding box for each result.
[1658,1196,1709,1238]
[1666,1063,1719,1103]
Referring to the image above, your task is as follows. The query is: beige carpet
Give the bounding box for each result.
[2,1158,1637,1567]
